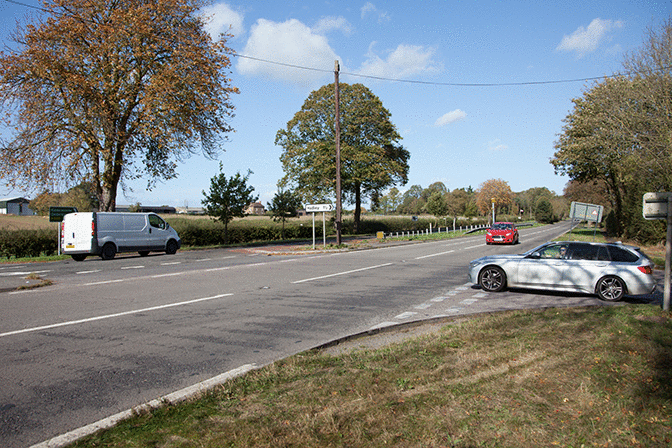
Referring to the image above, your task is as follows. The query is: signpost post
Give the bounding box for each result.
[306,204,334,249]
[643,192,672,311]
[49,206,78,256]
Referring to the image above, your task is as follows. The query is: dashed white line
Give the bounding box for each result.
[76,270,101,275]
[414,303,433,310]
[415,250,455,260]
[292,263,393,284]
[0,293,233,338]
[120,265,144,270]
[394,311,418,320]
[0,270,52,277]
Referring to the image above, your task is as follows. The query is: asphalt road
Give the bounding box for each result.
[0,221,662,448]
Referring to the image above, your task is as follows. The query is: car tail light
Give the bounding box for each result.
[638,265,653,275]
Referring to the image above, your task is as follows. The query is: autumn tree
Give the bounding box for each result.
[276,83,410,233]
[202,166,257,244]
[0,0,238,211]
[29,182,98,214]
[476,179,514,217]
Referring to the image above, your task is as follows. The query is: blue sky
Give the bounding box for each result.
[0,0,669,209]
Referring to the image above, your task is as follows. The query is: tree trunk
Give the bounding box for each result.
[99,185,117,212]
[354,184,362,233]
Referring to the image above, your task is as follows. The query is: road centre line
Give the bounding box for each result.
[121,265,144,270]
[83,278,126,286]
[76,269,101,275]
[0,293,233,338]
[0,270,52,277]
[292,263,393,284]
[415,250,455,260]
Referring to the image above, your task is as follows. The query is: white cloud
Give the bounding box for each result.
[556,18,624,57]
[313,16,353,35]
[358,44,440,79]
[201,2,245,41]
[238,18,340,86]
[487,139,508,151]
[361,2,390,22]
[435,109,466,126]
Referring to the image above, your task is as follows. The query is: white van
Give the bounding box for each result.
[61,212,181,261]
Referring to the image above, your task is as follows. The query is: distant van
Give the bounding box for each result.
[61,212,181,261]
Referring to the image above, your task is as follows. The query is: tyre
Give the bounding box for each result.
[596,276,625,302]
[166,239,178,255]
[101,243,116,260]
[71,254,87,262]
[478,266,506,292]
[139,251,150,257]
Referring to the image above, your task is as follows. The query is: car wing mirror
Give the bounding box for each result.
[527,252,541,259]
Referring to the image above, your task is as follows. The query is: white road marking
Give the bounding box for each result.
[0,293,233,338]
[292,263,393,284]
[121,265,144,270]
[395,311,417,320]
[415,250,455,260]
[160,262,181,266]
[414,303,432,310]
[76,270,101,275]
[0,270,52,276]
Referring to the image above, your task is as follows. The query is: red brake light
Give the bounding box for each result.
[638,265,653,275]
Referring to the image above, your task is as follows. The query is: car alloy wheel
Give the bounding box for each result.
[479,266,506,292]
[596,276,625,302]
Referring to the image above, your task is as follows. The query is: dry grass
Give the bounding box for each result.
[70,305,672,448]
[0,214,54,230]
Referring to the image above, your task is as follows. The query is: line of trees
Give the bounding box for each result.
[371,179,567,224]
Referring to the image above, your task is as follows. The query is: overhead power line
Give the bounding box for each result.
[3,0,656,88]
[232,52,631,87]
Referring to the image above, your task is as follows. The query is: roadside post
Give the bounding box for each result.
[306,204,334,249]
[49,206,78,256]
[643,192,672,311]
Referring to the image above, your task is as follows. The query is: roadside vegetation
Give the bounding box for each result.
[66,305,671,448]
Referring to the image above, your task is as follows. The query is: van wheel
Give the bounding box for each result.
[138,251,150,257]
[166,240,178,255]
[71,254,87,262]
[101,243,116,260]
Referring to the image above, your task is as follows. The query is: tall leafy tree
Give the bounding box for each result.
[552,18,672,241]
[275,83,410,233]
[267,189,302,239]
[202,166,257,244]
[0,0,238,211]
[426,191,448,219]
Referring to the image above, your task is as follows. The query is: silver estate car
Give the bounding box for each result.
[468,241,656,302]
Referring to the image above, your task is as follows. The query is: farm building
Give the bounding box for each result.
[0,197,35,216]
[245,202,266,215]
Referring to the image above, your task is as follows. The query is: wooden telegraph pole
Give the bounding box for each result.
[334,60,342,245]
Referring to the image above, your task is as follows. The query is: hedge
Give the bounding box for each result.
[1,215,492,259]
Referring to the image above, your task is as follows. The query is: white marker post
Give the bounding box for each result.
[306,204,335,249]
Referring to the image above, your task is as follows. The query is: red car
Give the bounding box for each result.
[486,222,519,245]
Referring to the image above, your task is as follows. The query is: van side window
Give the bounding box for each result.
[149,214,166,230]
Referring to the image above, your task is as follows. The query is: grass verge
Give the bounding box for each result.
[69,305,671,448]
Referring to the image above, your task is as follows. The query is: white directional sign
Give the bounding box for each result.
[306,203,334,212]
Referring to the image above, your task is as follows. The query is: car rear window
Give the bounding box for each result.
[607,246,639,263]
